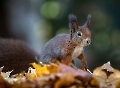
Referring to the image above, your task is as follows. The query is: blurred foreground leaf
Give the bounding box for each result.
[0,62,120,88]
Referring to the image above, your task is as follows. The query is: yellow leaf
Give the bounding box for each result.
[32,62,58,77]
[32,63,49,77]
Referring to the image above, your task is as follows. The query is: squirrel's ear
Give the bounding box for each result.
[83,14,91,28]
[69,14,78,33]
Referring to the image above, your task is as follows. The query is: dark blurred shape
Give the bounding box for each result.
[0,1,12,37]
[0,38,39,75]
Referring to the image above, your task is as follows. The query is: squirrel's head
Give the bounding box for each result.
[69,14,91,47]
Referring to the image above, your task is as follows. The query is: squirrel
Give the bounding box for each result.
[40,14,91,70]
[0,14,91,75]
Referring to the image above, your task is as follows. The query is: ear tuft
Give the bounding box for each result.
[68,14,78,31]
[86,14,91,27]
[68,14,77,23]
[83,14,91,28]
[68,14,78,40]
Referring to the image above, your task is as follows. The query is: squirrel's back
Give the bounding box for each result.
[40,34,73,63]
[0,39,40,75]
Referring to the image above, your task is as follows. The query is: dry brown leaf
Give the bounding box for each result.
[0,75,12,88]
[54,73,75,88]
[59,64,92,82]
[91,61,120,88]
[12,79,37,88]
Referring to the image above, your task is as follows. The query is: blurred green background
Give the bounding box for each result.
[0,0,120,70]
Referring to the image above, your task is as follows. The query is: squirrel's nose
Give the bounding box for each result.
[86,38,91,45]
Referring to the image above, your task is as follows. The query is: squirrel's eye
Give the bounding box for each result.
[77,32,82,37]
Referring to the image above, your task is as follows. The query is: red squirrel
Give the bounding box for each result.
[40,14,91,70]
[0,14,91,75]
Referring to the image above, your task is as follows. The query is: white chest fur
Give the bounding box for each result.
[72,45,83,58]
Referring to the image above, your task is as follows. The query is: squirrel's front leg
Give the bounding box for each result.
[62,56,73,65]
[78,52,88,71]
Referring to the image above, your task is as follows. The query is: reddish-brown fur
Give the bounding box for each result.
[0,39,40,75]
